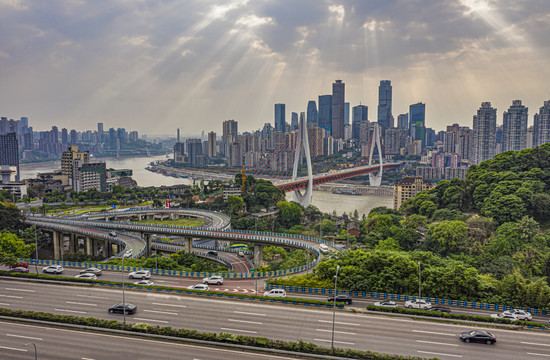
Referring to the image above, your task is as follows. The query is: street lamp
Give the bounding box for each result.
[331,265,340,355]
[25,342,37,360]
[121,255,126,325]
[418,262,421,299]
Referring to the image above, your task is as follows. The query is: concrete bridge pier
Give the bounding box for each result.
[143,233,153,257]
[184,237,192,253]
[253,244,263,268]
[86,237,92,256]
[53,231,61,260]
[68,234,76,253]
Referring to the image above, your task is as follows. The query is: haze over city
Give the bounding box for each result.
[1,0,550,135]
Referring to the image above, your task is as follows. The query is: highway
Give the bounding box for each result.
[4,266,550,322]
[0,321,304,360]
[1,279,550,360]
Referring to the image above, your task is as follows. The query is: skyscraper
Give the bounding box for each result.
[409,103,426,128]
[344,102,350,125]
[472,102,497,165]
[306,100,318,124]
[502,100,528,152]
[222,119,238,156]
[397,113,408,129]
[533,100,550,148]
[207,131,216,157]
[318,95,332,133]
[352,105,368,141]
[377,80,392,136]
[274,103,286,132]
[0,132,19,181]
[291,112,298,130]
[331,80,345,139]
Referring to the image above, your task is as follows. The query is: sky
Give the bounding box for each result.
[1,0,550,137]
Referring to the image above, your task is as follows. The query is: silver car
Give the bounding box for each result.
[202,276,223,285]
[42,265,64,274]
[128,270,151,279]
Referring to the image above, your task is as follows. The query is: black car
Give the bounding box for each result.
[459,330,496,344]
[208,251,218,256]
[328,295,352,305]
[428,306,452,313]
[108,303,137,314]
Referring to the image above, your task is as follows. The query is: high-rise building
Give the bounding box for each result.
[409,102,425,128]
[331,80,345,139]
[0,132,19,181]
[186,138,202,165]
[472,102,497,165]
[61,145,89,177]
[458,126,474,162]
[502,100,528,152]
[397,113,408,129]
[61,128,69,145]
[274,104,286,132]
[306,100,318,125]
[344,102,350,125]
[291,112,298,130]
[318,95,332,133]
[222,119,238,156]
[352,105,368,141]
[385,128,408,156]
[377,80,392,136]
[207,131,216,157]
[533,100,550,148]
[70,129,77,145]
[527,126,534,148]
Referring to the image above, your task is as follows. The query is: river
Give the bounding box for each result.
[20,155,393,217]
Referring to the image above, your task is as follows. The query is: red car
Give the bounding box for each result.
[11,263,29,268]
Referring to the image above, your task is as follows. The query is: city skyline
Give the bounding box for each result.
[1,1,550,135]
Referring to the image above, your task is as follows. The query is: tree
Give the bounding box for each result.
[227,195,245,215]
[0,203,26,232]
[424,220,468,256]
[277,201,303,228]
[0,232,33,266]
[482,194,526,225]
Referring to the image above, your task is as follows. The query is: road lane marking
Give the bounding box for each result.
[416,340,458,347]
[151,303,186,308]
[0,345,27,352]
[0,303,10,306]
[314,338,355,345]
[233,311,266,317]
[66,301,97,306]
[134,317,169,323]
[77,295,104,299]
[316,329,356,335]
[54,309,87,314]
[143,310,178,316]
[220,328,257,334]
[413,330,455,336]
[318,319,359,326]
[6,334,43,340]
[227,319,263,325]
[5,288,35,292]
[528,353,550,357]
[523,342,550,347]
[0,295,23,299]
[418,351,462,358]
[82,358,96,360]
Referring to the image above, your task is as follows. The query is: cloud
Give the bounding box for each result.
[0,0,549,136]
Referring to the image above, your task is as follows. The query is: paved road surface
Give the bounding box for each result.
[0,321,302,360]
[1,279,550,360]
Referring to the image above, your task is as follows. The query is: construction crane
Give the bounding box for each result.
[179,165,258,194]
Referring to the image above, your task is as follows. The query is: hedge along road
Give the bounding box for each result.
[1,278,549,360]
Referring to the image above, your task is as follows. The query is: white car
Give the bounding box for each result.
[123,250,132,258]
[319,244,329,254]
[134,280,154,286]
[374,301,398,308]
[263,289,287,297]
[75,273,97,280]
[187,284,210,291]
[128,270,151,279]
[503,309,532,321]
[491,313,519,321]
[404,299,432,310]
[42,265,64,274]
[203,276,223,285]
